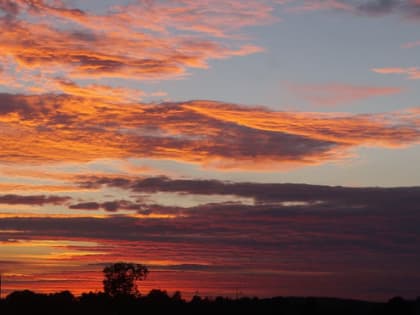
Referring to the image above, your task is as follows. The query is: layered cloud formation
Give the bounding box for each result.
[1,177,420,299]
[0,94,419,168]
[1,0,420,302]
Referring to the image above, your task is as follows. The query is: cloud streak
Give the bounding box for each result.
[372,67,420,80]
[0,194,70,206]
[0,94,419,169]
[289,0,420,19]
[69,200,146,213]
[285,82,402,106]
[77,175,420,209]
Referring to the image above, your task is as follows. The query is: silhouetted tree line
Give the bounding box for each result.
[0,263,419,315]
[1,290,420,315]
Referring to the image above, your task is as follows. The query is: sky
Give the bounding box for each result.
[0,0,420,302]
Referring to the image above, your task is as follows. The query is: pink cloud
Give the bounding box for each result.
[402,40,420,48]
[286,0,353,13]
[372,67,420,80]
[285,82,402,106]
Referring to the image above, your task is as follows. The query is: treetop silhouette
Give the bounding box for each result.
[102,262,149,297]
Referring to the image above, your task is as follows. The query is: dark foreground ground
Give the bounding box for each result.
[1,290,420,315]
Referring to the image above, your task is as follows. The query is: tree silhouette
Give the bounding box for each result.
[102,262,149,297]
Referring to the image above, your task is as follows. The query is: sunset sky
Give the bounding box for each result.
[0,0,420,301]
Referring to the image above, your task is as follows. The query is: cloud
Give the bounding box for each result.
[1,183,420,275]
[372,67,420,80]
[285,82,402,106]
[0,194,70,205]
[289,0,420,19]
[402,40,420,48]
[0,0,270,97]
[0,0,19,17]
[0,94,419,169]
[53,79,145,103]
[69,200,146,212]
[286,0,354,12]
[2,187,420,250]
[183,101,420,148]
[356,0,400,15]
[78,175,420,210]
[1,181,420,299]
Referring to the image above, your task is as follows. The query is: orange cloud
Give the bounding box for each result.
[54,79,145,103]
[0,94,419,169]
[0,0,270,97]
[285,82,402,106]
[184,101,420,148]
[0,183,87,193]
[372,67,420,80]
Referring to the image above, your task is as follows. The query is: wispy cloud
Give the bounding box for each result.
[285,82,402,106]
[372,67,420,80]
[288,0,420,19]
[402,40,420,48]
